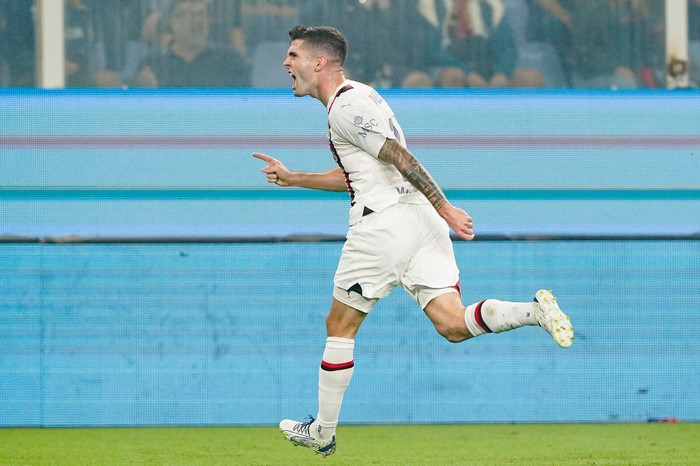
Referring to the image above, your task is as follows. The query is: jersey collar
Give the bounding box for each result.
[327,80,354,113]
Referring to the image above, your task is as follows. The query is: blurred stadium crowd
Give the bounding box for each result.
[1,0,699,89]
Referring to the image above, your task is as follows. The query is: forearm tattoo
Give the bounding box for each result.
[378,139,447,210]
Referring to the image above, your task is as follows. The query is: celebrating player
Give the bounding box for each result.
[253,25,574,457]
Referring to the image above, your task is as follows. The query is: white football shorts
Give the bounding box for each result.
[333,201,461,313]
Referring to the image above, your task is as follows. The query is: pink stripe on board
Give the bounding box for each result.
[0,135,326,148]
[1,135,699,148]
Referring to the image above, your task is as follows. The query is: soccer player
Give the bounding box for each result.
[252,25,574,457]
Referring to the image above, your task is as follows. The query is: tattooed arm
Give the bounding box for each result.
[378,138,448,210]
[378,138,475,240]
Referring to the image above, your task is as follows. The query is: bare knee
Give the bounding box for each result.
[439,327,465,343]
[435,323,470,343]
[423,292,471,343]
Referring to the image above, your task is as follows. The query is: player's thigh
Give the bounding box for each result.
[334,205,413,301]
[402,205,459,294]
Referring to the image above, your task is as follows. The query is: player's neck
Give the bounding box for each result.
[316,70,347,107]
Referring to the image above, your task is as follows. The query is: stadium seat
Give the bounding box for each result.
[251,41,291,88]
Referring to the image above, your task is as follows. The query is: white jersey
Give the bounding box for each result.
[326,80,429,225]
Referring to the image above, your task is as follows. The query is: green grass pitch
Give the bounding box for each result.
[1,423,698,465]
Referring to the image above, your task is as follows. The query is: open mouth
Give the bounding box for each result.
[289,72,297,90]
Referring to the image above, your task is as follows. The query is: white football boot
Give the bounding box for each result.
[534,289,574,348]
[279,416,336,457]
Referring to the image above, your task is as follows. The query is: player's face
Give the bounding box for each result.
[283,39,319,98]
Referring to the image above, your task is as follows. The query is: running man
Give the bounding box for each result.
[253,25,574,457]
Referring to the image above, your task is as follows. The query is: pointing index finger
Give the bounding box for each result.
[252,152,273,164]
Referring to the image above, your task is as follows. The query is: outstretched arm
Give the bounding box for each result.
[378,138,474,240]
[252,152,347,192]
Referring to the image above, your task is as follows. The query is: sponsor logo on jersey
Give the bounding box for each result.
[354,115,378,139]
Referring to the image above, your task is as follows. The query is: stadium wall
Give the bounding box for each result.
[1,89,699,426]
[1,240,698,426]
[1,89,699,239]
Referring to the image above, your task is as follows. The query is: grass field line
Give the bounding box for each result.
[1,423,698,465]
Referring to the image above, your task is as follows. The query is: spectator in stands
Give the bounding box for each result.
[569,0,632,88]
[212,0,246,57]
[617,0,663,87]
[241,0,298,55]
[140,1,175,53]
[568,0,657,89]
[0,3,7,86]
[89,0,151,88]
[413,0,547,87]
[32,0,144,88]
[303,0,541,88]
[64,0,98,87]
[298,0,383,85]
[137,0,249,87]
[443,0,520,87]
[353,0,407,87]
[343,0,466,88]
[397,0,473,88]
[692,0,700,41]
[526,0,575,85]
[2,0,35,86]
[300,0,469,88]
[690,0,700,86]
[139,1,247,60]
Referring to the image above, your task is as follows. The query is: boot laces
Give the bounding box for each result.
[292,415,316,436]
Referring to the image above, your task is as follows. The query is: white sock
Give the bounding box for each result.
[314,337,354,439]
[465,299,538,335]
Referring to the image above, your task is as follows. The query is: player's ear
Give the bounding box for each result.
[315,54,326,71]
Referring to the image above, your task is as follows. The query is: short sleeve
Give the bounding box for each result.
[329,99,396,158]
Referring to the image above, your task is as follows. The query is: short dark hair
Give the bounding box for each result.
[288,25,348,66]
